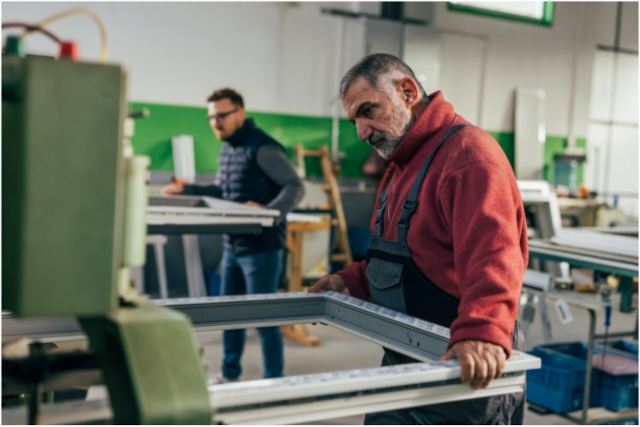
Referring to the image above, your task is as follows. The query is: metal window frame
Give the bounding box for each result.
[156,292,452,361]
[3,292,540,424]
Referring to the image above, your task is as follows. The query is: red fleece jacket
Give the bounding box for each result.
[337,92,528,356]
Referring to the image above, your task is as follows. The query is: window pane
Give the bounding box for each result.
[612,53,639,125]
[606,125,638,195]
[584,123,609,191]
[589,51,615,122]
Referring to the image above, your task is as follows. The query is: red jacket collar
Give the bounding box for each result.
[387,91,459,166]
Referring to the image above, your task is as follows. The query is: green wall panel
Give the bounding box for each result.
[130,102,585,184]
[487,131,515,168]
[130,102,369,178]
[130,103,219,172]
[544,135,566,183]
[338,119,370,177]
[576,137,586,186]
[543,136,587,186]
[487,131,586,186]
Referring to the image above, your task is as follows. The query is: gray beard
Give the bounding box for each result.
[369,106,414,160]
[371,137,401,159]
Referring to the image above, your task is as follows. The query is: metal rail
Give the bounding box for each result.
[528,240,638,278]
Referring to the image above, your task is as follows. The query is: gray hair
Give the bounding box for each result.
[340,53,426,99]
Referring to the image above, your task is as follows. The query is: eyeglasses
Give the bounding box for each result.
[206,108,239,123]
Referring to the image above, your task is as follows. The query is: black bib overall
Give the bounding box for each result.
[363,124,526,425]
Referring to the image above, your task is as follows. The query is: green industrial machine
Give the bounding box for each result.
[2,47,212,424]
[2,53,126,317]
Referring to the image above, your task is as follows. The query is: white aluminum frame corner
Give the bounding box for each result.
[155,291,540,424]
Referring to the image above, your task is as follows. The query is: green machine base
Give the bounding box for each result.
[80,304,212,424]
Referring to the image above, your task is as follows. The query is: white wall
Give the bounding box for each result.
[582,3,639,217]
[428,1,638,137]
[4,2,637,216]
[585,49,639,217]
[1,2,365,116]
[2,1,637,134]
[426,2,638,217]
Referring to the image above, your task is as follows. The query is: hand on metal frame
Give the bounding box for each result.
[439,340,507,390]
[307,274,349,295]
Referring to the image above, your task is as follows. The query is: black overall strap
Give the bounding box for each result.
[373,171,398,238]
[373,185,389,238]
[397,124,471,243]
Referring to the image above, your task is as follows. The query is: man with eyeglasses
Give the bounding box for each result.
[163,88,304,384]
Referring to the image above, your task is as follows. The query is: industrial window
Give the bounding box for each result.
[448,2,554,27]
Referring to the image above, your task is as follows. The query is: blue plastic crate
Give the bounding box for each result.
[599,386,636,413]
[527,378,584,413]
[600,372,638,389]
[525,348,599,413]
[598,340,638,412]
[606,339,639,358]
[543,342,603,359]
[544,341,637,362]
[527,347,586,389]
[540,341,638,413]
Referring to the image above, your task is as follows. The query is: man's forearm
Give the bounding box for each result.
[256,144,305,221]
[335,260,370,301]
[265,180,304,221]
[443,163,525,357]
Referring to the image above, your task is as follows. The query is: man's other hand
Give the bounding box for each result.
[439,340,507,390]
[161,184,184,196]
[244,201,265,208]
[307,274,349,295]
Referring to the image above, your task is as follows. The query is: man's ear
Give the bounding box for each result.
[398,77,421,107]
[237,108,247,123]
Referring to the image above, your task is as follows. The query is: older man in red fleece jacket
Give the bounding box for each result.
[309,54,528,424]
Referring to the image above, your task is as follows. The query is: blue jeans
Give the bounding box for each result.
[220,249,284,380]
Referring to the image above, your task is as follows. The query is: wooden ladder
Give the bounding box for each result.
[279,145,352,347]
[295,144,353,268]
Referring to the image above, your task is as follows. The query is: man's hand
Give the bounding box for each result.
[244,201,265,208]
[161,183,184,196]
[307,274,349,295]
[439,340,507,390]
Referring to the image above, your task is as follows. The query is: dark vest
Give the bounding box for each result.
[218,119,286,255]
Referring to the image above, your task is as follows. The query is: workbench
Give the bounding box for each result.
[147,195,278,235]
[143,195,279,298]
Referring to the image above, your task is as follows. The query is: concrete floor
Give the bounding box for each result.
[197,295,637,425]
